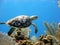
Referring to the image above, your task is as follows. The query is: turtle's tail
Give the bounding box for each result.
[0,22,6,24]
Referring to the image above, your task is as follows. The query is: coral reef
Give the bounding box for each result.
[44,22,60,45]
[44,22,57,36]
[0,32,16,45]
[0,22,60,45]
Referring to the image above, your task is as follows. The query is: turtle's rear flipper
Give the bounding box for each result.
[31,23,38,33]
[8,27,15,36]
[0,22,5,24]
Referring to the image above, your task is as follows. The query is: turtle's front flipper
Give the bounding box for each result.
[8,27,15,36]
[31,23,38,33]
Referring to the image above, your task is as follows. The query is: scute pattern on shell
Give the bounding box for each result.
[7,15,31,28]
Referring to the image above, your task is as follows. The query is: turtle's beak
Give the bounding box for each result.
[30,16,38,20]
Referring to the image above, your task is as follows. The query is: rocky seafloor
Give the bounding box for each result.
[0,22,60,45]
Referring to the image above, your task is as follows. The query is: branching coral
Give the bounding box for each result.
[44,22,60,45]
[44,22,57,36]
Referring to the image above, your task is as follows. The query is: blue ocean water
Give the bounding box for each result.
[0,0,60,37]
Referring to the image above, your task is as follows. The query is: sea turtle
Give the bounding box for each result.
[0,15,38,36]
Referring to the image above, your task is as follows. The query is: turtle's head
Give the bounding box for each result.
[30,16,38,20]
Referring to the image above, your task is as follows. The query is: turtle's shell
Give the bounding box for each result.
[7,16,32,28]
